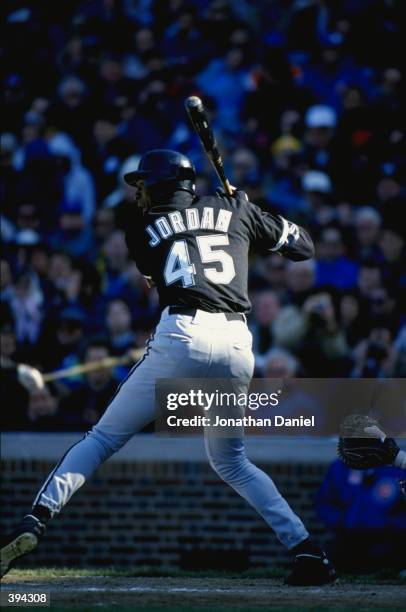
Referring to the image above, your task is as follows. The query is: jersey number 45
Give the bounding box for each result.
[164,235,235,287]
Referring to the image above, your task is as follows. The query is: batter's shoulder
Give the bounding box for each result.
[195,192,251,213]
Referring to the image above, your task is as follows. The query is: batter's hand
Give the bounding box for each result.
[216,186,249,202]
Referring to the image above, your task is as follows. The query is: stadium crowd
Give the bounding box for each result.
[1,0,405,431]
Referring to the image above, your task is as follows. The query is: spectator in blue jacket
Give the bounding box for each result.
[316,459,406,571]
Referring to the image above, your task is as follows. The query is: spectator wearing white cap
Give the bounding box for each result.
[304,105,337,172]
[302,170,332,194]
[304,104,337,149]
[302,170,334,225]
[305,105,337,130]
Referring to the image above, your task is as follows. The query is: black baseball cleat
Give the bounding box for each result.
[1,515,46,578]
[285,550,337,586]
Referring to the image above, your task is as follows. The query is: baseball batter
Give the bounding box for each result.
[1,150,337,585]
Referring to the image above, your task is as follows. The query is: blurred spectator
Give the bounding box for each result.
[393,326,406,378]
[101,230,134,301]
[59,339,117,431]
[339,291,366,348]
[316,461,406,571]
[4,270,43,349]
[1,259,14,301]
[353,207,382,262]
[103,155,141,210]
[124,28,155,79]
[196,47,251,132]
[48,251,76,297]
[37,307,85,378]
[1,132,20,220]
[105,298,136,356]
[163,4,209,70]
[94,208,116,244]
[301,170,333,226]
[250,253,288,296]
[249,290,281,358]
[48,133,96,222]
[315,227,358,290]
[0,323,29,429]
[303,105,337,174]
[286,260,316,305]
[351,326,397,378]
[230,148,260,190]
[15,204,41,233]
[48,201,95,260]
[357,261,383,300]
[267,135,306,217]
[262,347,299,379]
[379,225,405,293]
[50,76,93,150]
[26,386,61,431]
[300,292,349,375]
[258,348,325,429]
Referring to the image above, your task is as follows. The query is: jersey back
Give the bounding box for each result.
[125,191,285,313]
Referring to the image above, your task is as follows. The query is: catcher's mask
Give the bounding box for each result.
[124,149,195,207]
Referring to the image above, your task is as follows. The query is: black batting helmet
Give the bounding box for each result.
[124,149,195,194]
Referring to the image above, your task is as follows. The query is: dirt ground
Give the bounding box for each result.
[2,573,406,611]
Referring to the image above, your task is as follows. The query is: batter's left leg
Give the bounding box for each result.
[32,341,169,517]
[30,316,202,517]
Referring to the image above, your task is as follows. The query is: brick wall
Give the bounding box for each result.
[0,436,331,569]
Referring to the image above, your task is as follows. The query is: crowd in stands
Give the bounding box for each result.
[1,0,405,431]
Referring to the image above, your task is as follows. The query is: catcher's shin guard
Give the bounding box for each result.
[1,515,46,578]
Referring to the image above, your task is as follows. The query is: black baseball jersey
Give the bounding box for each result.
[125,190,314,313]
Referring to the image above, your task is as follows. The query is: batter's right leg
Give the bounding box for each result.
[204,435,309,549]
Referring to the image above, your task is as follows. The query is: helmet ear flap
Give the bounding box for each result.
[172,165,195,181]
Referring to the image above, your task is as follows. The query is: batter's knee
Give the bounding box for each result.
[206,444,251,485]
[88,426,127,457]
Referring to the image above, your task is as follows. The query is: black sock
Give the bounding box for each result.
[31,505,51,523]
[291,538,322,556]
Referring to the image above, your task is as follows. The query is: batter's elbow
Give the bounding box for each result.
[280,227,315,261]
[300,229,315,260]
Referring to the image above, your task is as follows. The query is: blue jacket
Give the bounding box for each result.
[316,459,406,530]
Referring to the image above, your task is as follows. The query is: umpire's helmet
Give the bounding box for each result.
[124,149,195,194]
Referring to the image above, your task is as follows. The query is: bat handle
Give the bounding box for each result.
[223,179,233,196]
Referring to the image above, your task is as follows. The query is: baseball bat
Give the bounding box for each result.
[184,96,233,196]
[42,348,145,383]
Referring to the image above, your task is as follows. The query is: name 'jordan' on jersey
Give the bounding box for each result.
[125,191,314,313]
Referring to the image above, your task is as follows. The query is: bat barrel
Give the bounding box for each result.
[184,95,233,196]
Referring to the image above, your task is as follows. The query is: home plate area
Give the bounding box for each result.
[2,571,406,610]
